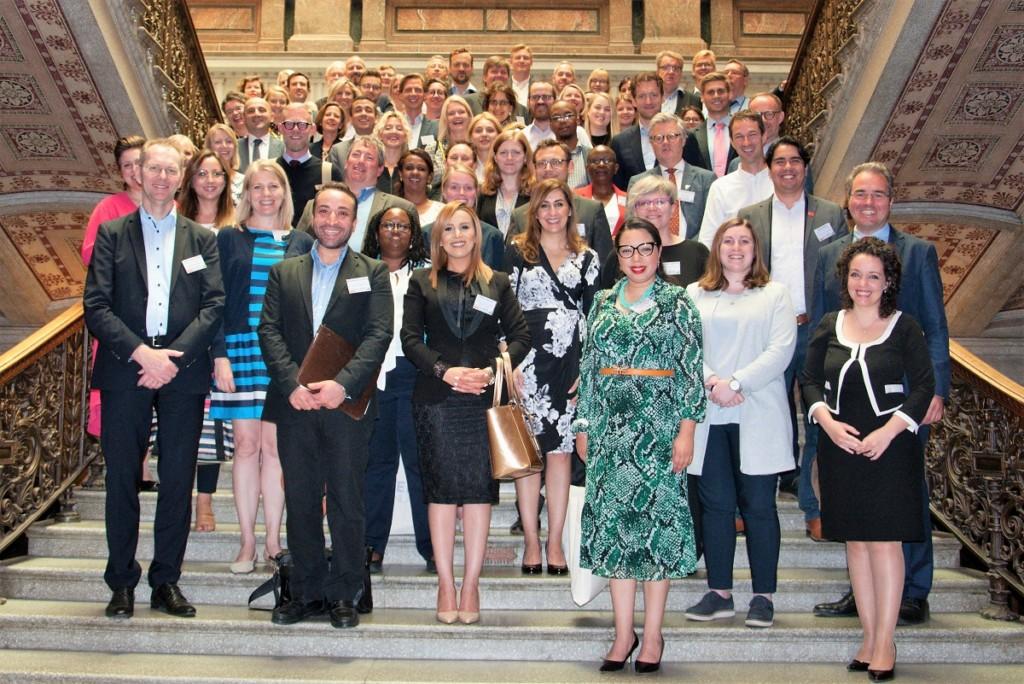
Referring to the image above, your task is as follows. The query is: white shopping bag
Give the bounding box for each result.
[389,455,415,536]
[564,484,608,606]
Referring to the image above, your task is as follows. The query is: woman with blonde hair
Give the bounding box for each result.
[373,111,412,193]
[430,96,473,185]
[402,201,531,624]
[583,91,614,147]
[478,128,533,236]
[265,85,289,131]
[204,122,243,204]
[468,112,502,183]
[586,68,611,93]
[328,78,361,119]
[210,159,314,573]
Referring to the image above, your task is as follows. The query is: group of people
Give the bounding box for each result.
[82,43,949,681]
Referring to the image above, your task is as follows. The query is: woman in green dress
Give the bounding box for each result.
[574,217,706,674]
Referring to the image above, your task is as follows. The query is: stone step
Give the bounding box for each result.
[1,600,1021,664]
[25,519,965,570]
[71,488,811,532]
[0,556,989,614]
[3,649,1024,683]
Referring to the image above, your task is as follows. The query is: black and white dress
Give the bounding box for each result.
[505,244,601,455]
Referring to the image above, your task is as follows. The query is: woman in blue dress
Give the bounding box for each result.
[210,159,314,573]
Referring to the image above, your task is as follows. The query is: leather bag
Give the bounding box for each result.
[487,351,543,480]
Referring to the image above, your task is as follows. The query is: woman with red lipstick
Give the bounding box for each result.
[574,217,705,673]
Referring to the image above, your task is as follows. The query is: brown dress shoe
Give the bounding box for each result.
[806,518,824,542]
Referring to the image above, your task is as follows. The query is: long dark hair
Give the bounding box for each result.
[361,205,428,266]
[177,150,235,229]
[514,178,584,264]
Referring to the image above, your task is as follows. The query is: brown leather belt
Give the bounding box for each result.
[599,367,674,377]
[796,313,809,326]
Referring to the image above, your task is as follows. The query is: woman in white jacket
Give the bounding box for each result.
[684,217,796,629]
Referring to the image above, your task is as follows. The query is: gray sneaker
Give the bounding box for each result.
[684,591,735,621]
[745,595,775,628]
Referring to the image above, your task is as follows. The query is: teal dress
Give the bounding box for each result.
[575,278,706,580]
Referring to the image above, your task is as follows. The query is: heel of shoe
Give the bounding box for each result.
[634,640,665,674]
[599,632,639,672]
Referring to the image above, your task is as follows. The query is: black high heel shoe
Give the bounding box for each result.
[847,658,870,672]
[599,632,639,672]
[868,643,897,681]
[634,639,665,674]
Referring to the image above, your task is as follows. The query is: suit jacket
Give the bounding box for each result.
[739,194,847,318]
[668,89,702,116]
[83,211,225,393]
[278,156,344,227]
[238,135,284,173]
[628,164,716,240]
[690,123,738,174]
[611,124,707,189]
[575,184,628,236]
[811,226,951,398]
[257,248,393,422]
[296,189,416,238]
[507,195,613,263]
[476,192,529,230]
[414,118,439,150]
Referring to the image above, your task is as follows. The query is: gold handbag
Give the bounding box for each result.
[487,351,544,480]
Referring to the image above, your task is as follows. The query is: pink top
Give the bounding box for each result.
[82,191,138,265]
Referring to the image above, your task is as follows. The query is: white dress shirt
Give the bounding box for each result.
[698,166,774,247]
[769,194,808,316]
[139,206,177,337]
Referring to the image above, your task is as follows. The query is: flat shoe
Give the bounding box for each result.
[229,550,258,574]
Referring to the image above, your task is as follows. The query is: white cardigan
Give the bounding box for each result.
[686,280,797,476]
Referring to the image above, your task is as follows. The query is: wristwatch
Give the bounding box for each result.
[728,378,742,392]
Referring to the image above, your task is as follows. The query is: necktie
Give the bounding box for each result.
[252,137,262,161]
[666,168,681,236]
[713,122,728,177]
[289,159,301,169]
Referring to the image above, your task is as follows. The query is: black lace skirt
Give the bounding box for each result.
[413,393,499,505]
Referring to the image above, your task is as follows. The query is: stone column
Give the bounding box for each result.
[607,0,634,54]
[287,0,354,52]
[708,0,737,56]
[257,0,286,51]
[359,0,388,51]
[640,0,705,55]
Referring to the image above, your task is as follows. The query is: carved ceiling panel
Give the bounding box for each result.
[871,0,1024,211]
[0,210,87,301]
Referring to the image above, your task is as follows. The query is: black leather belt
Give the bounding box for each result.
[146,335,171,349]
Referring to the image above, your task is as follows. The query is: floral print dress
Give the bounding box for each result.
[506,244,600,455]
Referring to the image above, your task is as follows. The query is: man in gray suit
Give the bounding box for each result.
[328,97,380,175]
[627,112,715,240]
[737,136,847,534]
[238,97,283,173]
[506,140,612,262]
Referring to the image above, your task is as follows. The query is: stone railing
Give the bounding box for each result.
[0,303,96,559]
[781,0,861,149]
[138,0,223,142]
[928,340,1024,621]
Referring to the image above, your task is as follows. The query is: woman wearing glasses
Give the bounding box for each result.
[575,217,705,673]
[601,175,709,288]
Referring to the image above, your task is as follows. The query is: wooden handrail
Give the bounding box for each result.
[0,303,84,385]
[949,339,1024,412]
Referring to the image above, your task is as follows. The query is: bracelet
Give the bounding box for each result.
[432,360,452,379]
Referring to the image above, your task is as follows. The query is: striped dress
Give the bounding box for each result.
[209,230,289,420]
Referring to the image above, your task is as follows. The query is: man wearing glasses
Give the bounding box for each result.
[524,81,558,150]
[548,100,591,188]
[276,103,343,227]
[657,50,701,115]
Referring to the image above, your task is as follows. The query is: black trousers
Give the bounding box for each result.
[276,403,373,603]
[101,388,205,590]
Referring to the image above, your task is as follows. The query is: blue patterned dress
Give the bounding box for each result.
[210,230,288,420]
[574,278,706,580]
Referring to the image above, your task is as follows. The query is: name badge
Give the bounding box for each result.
[679,190,696,204]
[663,261,681,276]
[473,294,497,315]
[885,384,904,394]
[347,276,371,293]
[617,194,627,205]
[515,116,526,126]
[182,255,207,273]
[576,223,587,236]
[824,380,832,391]
[814,223,836,241]
[420,134,435,147]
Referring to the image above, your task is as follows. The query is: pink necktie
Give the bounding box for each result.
[713,122,728,177]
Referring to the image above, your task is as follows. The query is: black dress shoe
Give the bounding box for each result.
[271,599,325,625]
[138,480,159,492]
[813,590,857,617]
[634,640,665,674]
[898,597,929,625]
[105,587,134,619]
[150,583,196,618]
[868,643,897,681]
[329,599,360,628]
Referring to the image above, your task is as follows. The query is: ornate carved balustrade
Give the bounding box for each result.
[928,341,1023,620]
[0,304,96,561]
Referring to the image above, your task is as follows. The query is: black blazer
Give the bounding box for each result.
[611,124,707,188]
[257,249,393,421]
[212,227,315,357]
[401,268,531,405]
[689,123,738,174]
[476,192,529,230]
[84,211,224,392]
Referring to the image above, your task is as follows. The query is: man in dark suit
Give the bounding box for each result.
[238,97,283,173]
[506,140,613,262]
[809,162,950,626]
[737,137,847,523]
[397,74,439,150]
[259,181,393,628]
[689,72,738,176]
[83,139,225,619]
[627,112,715,240]
[611,72,704,189]
[327,97,380,174]
[657,50,701,115]
[276,103,343,227]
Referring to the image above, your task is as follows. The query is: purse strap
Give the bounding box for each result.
[492,354,505,408]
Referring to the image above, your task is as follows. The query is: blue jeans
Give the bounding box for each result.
[364,357,432,561]
[696,424,781,594]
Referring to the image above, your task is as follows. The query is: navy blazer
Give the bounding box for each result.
[84,211,224,393]
[690,123,738,174]
[811,226,951,398]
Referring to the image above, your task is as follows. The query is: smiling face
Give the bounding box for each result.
[442,170,477,205]
[495,139,526,176]
[440,208,476,262]
[536,188,571,235]
[248,168,285,219]
[731,118,764,165]
[281,105,312,155]
[320,104,343,134]
[313,188,355,250]
[657,56,684,93]
[244,98,272,137]
[378,115,406,149]
[616,98,637,127]
[560,87,584,115]
[345,57,366,82]
[425,82,447,113]
[487,91,513,122]
[552,63,575,91]
[287,74,309,102]
[585,146,617,185]
[140,144,183,208]
[701,78,731,118]
[586,96,612,129]
[768,143,806,197]
[350,100,377,134]
[649,121,684,169]
[681,109,703,131]
[528,83,555,121]
[267,92,288,121]
[118,147,143,190]
[242,78,263,99]
[444,102,470,138]
[192,156,227,202]
[633,79,662,122]
[399,154,430,194]
[401,77,425,111]
[445,143,476,169]
[749,94,784,142]
[344,140,383,191]
[847,253,887,310]
[616,228,661,286]
[377,207,413,261]
[332,85,356,111]
[450,53,473,85]
[425,57,448,81]
[719,223,755,279]
[533,145,570,183]
[549,101,578,142]
[360,75,382,102]
[847,170,893,234]
[511,48,533,79]
[632,192,674,231]
[470,119,498,157]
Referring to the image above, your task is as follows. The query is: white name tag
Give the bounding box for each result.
[617,194,627,205]
[679,190,696,204]
[347,276,371,293]
[824,380,831,391]
[182,255,207,273]
[420,134,435,146]
[515,116,526,126]
[473,294,497,315]
[885,384,904,394]
[663,261,681,276]
[814,223,836,241]
[576,223,587,236]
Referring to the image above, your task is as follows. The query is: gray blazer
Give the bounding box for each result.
[628,164,716,241]
[738,193,847,318]
[237,135,284,173]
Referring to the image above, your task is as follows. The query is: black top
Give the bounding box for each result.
[476,191,529,230]
[276,156,344,227]
[589,132,611,147]
[600,239,709,290]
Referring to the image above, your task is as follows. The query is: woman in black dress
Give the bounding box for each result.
[401,201,531,625]
[801,238,934,680]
